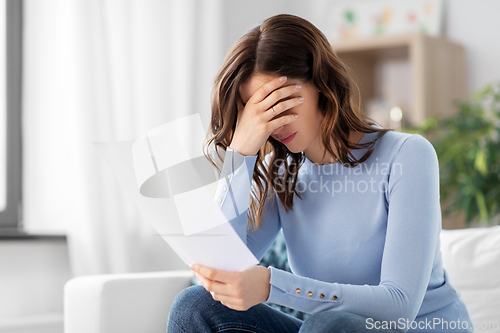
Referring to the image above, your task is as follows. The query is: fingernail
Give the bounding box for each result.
[279,76,287,82]
[294,114,298,118]
[298,96,304,101]
[295,84,302,90]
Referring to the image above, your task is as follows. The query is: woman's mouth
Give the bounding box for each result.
[278,132,297,144]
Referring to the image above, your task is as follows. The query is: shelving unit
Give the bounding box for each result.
[330,33,466,128]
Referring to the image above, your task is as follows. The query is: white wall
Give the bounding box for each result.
[443,0,500,93]
[222,0,500,95]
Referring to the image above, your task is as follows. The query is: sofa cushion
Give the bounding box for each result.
[440,225,500,333]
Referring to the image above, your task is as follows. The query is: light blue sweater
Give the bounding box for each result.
[213,129,473,332]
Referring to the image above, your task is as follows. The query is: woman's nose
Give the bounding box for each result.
[272,125,285,135]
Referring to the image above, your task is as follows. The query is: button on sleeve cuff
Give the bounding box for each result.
[266,266,342,314]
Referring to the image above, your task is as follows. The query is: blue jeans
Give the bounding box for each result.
[167,285,402,333]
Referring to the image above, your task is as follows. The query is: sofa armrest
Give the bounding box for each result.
[64,270,193,333]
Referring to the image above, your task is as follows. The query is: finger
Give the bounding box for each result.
[269,114,299,133]
[247,76,287,106]
[265,96,304,121]
[192,264,233,284]
[219,300,243,311]
[194,272,231,296]
[218,299,246,311]
[259,84,302,112]
[211,292,244,308]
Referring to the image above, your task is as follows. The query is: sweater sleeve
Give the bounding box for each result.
[213,147,282,261]
[265,135,441,329]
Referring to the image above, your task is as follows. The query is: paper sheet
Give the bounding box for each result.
[95,114,258,271]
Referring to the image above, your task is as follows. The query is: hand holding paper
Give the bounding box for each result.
[190,263,271,311]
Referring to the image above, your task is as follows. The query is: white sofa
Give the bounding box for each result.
[64,226,500,333]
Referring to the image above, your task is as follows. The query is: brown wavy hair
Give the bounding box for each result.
[203,14,391,231]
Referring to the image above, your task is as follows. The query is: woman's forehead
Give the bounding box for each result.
[238,73,303,103]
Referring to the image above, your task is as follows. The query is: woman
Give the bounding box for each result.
[167,14,473,333]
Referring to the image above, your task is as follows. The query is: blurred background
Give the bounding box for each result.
[0,0,498,331]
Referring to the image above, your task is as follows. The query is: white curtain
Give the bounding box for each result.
[23,0,223,276]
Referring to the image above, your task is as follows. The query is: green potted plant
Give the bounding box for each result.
[405,82,500,225]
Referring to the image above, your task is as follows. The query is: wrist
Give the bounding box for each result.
[228,145,254,157]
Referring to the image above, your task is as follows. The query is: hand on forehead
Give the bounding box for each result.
[238,74,303,105]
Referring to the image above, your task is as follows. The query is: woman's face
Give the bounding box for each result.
[238,73,324,157]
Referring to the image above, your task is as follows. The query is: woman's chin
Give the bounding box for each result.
[285,144,302,154]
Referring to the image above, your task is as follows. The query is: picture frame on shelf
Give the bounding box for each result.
[329,0,444,42]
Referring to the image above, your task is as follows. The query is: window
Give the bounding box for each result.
[0,0,22,230]
[0,0,5,212]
